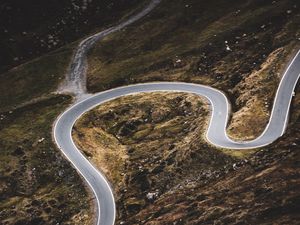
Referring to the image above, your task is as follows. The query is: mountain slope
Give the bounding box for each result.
[0,0,147,73]
[71,0,300,224]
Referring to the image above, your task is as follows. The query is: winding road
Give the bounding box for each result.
[53,0,300,224]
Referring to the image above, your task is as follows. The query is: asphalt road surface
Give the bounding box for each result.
[53,0,300,224]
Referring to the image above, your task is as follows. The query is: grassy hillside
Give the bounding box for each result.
[0,46,73,112]
[73,86,300,224]
[86,0,300,139]
[71,0,300,224]
[73,92,236,223]
[0,0,151,112]
[1,0,299,224]
[129,83,300,224]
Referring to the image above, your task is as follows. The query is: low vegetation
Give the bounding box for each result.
[0,46,73,112]
[0,1,149,224]
[71,0,300,224]
[129,83,300,224]
[87,0,300,139]
[73,92,236,222]
[1,0,300,224]
[0,95,93,225]
[73,86,300,224]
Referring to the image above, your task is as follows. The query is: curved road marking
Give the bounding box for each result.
[53,1,300,224]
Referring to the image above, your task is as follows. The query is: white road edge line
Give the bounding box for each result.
[52,0,300,224]
[54,49,300,222]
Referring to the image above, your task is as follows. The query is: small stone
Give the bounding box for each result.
[38,138,45,143]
